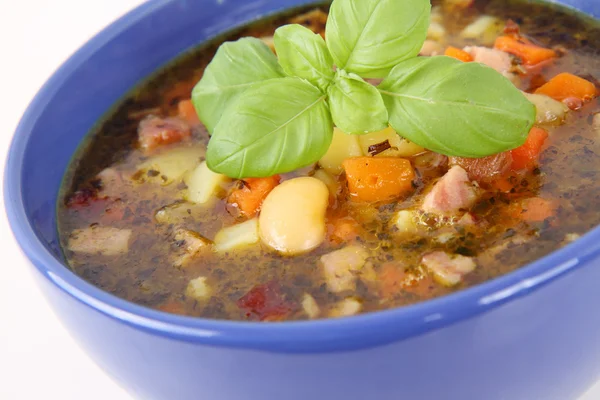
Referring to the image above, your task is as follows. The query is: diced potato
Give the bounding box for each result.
[319,128,363,175]
[392,210,420,235]
[214,218,259,252]
[173,228,210,267]
[184,161,230,205]
[302,294,320,319]
[68,226,132,256]
[330,298,362,318]
[565,233,581,243]
[312,169,340,197]
[420,40,444,56]
[137,146,203,185]
[428,22,447,41]
[321,245,370,293]
[422,251,476,287]
[593,113,600,133]
[186,276,211,300]
[358,127,425,157]
[460,16,503,45]
[523,92,569,125]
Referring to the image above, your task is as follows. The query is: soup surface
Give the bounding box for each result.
[58,0,600,321]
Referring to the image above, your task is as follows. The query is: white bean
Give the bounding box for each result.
[259,177,329,255]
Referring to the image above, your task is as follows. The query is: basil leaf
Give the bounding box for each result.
[274,24,334,90]
[207,77,333,178]
[326,0,430,78]
[328,70,388,134]
[378,56,536,157]
[192,37,284,133]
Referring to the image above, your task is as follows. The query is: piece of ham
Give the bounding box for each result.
[464,46,520,85]
[421,166,479,215]
[449,152,513,183]
[138,115,191,152]
[68,226,132,256]
[422,251,476,286]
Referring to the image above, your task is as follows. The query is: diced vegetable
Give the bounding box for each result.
[68,226,132,256]
[444,46,473,62]
[213,218,259,252]
[173,228,210,267]
[186,276,211,300]
[259,177,329,255]
[422,251,476,287]
[177,99,201,125]
[138,116,191,152]
[138,146,203,185]
[523,92,569,125]
[494,36,557,66]
[227,175,280,217]
[534,73,597,102]
[358,127,424,157]
[319,128,363,175]
[420,40,444,56]
[302,294,320,319]
[330,297,362,318]
[185,161,230,204]
[460,15,503,45]
[428,22,446,41]
[312,169,340,197]
[421,166,479,215]
[510,127,549,171]
[391,210,420,236]
[565,233,581,243]
[594,113,600,133]
[321,245,370,293]
[513,197,557,222]
[237,281,293,321]
[343,157,415,203]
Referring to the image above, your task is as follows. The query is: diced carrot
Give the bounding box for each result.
[510,127,549,171]
[494,36,557,66]
[513,197,557,222]
[534,73,598,102]
[227,175,281,217]
[343,157,415,203]
[328,216,361,244]
[178,99,200,125]
[444,46,474,62]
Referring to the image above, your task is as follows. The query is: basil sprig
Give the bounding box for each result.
[192,0,535,178]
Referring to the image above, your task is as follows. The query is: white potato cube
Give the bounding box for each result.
[137,146,203,185]
[321,245,370,293]
[214,218,259,252]
[330,298,362,318]
[319,128,363,175]
[185,161,230,205]
[358,127,424,157]
[523,92,569,125]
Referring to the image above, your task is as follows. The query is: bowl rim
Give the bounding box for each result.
[5,0,600,353]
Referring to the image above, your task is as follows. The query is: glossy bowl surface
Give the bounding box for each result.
[5,0,600,399]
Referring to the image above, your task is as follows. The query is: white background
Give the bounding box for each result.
[0,1,599,399]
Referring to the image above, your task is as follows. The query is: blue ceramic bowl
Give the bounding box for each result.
[5,1,600,399]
